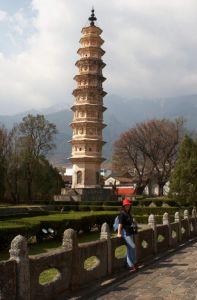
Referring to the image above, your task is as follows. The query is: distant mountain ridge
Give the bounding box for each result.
[0,94,197,164]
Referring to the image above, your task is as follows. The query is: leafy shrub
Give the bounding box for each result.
[132,207,179,216]
[102,206,120,211]
[102,201,121,207]
[0,221,40,249]
[78,206,91,212]
[53,201,79,206]
[61,205,79,212]
[90,206,104,211]
[135,195,146,200]
[79,201,103,206]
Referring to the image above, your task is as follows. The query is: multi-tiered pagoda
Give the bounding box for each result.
[70,9,107,189]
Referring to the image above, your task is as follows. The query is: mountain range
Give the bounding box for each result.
[0,94,197,164]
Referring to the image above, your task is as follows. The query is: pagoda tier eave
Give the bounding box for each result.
[70,121,107,128]
[79,36,104,45]
[72,88,107,97]
[71,104,107,112]
[74,74,106,82]
[75,58,106,68]
[69,156,106,163]
[68,139,106,145]
[81,25,102,35]
[77,47,105,56]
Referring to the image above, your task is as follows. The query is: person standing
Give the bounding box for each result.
[117,198,138,271]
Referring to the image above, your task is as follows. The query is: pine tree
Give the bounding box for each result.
[169,135,197,206]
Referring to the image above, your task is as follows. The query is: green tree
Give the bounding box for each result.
[4,127,21,203]
[32,158,64,201]
[0,126,8,200]
[17,114,57,203]
[169,135,197,206]
[0,115,63,204]
[18,114,57,158]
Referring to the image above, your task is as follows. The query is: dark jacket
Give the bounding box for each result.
[118,209,134,236]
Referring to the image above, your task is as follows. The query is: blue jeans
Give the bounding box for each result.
[122,229,137,267]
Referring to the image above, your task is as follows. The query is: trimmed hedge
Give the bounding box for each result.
[52,205,181,216]
[53,198,180,208]
[0,200,187,249]
[132,207,180,215]
[137,198,180,207]
[0,220,40,249]
[134,214,175,224]
[0,212,118,248]
[0,210,49,221]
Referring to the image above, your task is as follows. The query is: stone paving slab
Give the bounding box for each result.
[64,240,197,300]
[89,242,197,300]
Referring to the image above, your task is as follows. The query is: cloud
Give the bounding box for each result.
[0,10,8,22]
[0,0,197,115]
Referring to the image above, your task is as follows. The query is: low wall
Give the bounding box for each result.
[0,208,197,300]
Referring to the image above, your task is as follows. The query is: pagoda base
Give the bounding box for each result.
[72,188,116,202]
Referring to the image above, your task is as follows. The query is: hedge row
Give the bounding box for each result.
[0,204,183,249]
[56,205,181,215]
[138,198,179,207]
[0,210,49,220]
[1,205,181,219]
[0,220,40,249]
[0,212,117,249]
[53,199,180,208]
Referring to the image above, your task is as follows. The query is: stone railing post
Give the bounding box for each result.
[148,214,157,255]
[192,207,197,234]
[175,212,182,242]
[184,209,190,238]
[9,235,30,300]
[100,222,112,275]
[62,228,78,289]
[163,212,172,247]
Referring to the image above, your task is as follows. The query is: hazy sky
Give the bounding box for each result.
[0,0,197,115]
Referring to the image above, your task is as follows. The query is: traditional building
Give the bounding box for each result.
[70,9,107,189]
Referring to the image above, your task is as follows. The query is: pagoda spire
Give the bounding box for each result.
[88,8,97,26]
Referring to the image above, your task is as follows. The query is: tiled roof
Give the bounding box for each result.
[115,187,136,195]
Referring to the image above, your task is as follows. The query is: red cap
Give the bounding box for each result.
[122,198,132,206]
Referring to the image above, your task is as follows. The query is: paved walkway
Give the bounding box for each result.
[76,241,197,300]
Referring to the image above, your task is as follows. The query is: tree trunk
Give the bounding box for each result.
[158,182,165,196]
[136,184,146,195]
[26,165,33,203]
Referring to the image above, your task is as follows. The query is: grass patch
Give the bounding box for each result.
[84,256,99,270]
[29,240,62,255]
[39,268,60,285]
[115,245,127,258]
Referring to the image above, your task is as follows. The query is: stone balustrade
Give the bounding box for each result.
[0,208,197,300]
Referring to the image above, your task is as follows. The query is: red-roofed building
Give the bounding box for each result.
[104,174,136,199]
[115,186,136,196]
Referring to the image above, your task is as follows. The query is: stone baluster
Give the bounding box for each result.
[163,212,172,247]
[175,212,182,242]
[184,209,190,238]
[62,228,78,289]
[148,214,157,255]
[100,222,112,274]
[9,235,30,300]
[192,207,197,234]
[192,207,197,218]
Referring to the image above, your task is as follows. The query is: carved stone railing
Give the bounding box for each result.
[0,208,197,300]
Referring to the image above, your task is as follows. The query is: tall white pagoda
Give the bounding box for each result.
[70,9,107,189]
